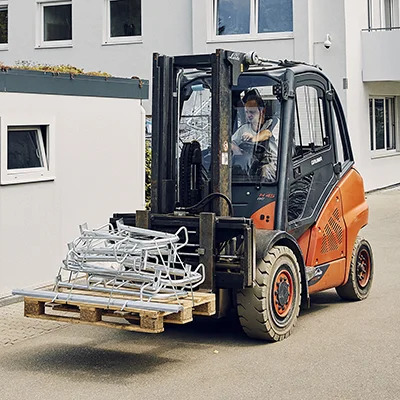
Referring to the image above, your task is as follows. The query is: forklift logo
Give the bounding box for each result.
[229,53,241,61]
[311,156,323,166]
[257,193,275,201]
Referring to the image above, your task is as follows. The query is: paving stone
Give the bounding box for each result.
[0,302,66,347]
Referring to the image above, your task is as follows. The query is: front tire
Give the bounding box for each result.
[336,237,373,301]
[237,246,301,341]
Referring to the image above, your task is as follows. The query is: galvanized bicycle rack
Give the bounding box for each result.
[13,221,215,333]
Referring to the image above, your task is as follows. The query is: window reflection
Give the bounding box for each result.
[258,0,293,33]
[44,4,72,42]
[217,0,250,35]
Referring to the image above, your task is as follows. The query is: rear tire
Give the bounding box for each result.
[237,246,301,341]
[336,237,373,301]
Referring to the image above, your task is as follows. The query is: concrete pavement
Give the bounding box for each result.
[0,302,65,347]
[0,187,399,400]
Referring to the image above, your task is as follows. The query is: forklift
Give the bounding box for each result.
[112,49,373,341]
[15,49,373,341]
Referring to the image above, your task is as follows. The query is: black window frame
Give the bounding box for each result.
[42,1,72,43]
[0,3,8,45]
[107,0,142,42]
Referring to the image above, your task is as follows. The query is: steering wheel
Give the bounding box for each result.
[238,141,255,153]
[239,141,268,156]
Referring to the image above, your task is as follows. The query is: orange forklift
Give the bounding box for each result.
[15,49,373,341]
[111,49,373,341]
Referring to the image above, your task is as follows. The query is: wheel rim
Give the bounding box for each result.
[272,267,294,318]
[357,247,371,288]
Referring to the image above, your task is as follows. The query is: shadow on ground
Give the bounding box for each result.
[301,288,345,316]
[1,289,349,382]
[2,344,179,382]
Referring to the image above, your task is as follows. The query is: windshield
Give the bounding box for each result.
[178,73,281,184]
[179,79,211,148]
[232,77,281,183]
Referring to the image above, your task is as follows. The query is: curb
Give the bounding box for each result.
[0,283,54,308]
[366,182,400,194]
[0,295,23,308]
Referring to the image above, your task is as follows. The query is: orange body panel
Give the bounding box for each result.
[302,168,368,292]
[250,169,367,292]
[337,168,369,284]
[306,187,346,268]
[297,230,311,259]
[251,201,275,230]
[308,258,346,294]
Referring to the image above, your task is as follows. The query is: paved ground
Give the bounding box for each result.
[1,187,399,400]
[0,302,65,347]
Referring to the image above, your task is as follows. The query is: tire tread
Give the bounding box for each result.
[237,246,301,341]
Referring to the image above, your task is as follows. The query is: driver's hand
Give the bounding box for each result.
[242,132,253,142]
[232,142,242,155]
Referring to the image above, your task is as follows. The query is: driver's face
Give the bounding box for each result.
[245,100,261,123]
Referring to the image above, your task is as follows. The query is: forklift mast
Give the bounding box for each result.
[151,50,235,216]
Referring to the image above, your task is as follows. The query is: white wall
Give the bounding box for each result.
[0,92,145,295]
[343,0,369,179]
[362,30,400,82]
[343,0,400,191]
[311,0,347,110]
[3,1,193,79]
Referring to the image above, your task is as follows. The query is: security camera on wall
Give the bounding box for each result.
[324,34,332,49]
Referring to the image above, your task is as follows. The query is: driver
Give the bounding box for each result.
[232,94,272,149]
[232,92,278,180]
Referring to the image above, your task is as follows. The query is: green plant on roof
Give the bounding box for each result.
[0,60,112,77]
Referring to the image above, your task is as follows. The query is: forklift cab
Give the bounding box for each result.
[171,50,353,241]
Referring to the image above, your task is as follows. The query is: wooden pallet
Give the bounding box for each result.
[23,291,216,334]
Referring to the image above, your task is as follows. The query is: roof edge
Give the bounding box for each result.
[0,68,149,100]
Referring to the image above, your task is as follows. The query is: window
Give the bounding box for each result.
[104,0,142,44]
[1,124,55,185]
[179,84,211,150]
[331,104,350,166]
[0,2,7,47]
[7,127,47,170]
[294,86,329,159]
[289,84,335,224]
[37,1,72,48]
[368,0,400,30]
[215,0,293,39]
[258,0,293,33]
[369,97,398,153]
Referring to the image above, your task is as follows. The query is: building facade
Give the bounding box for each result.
[0,0,398,191]
[0,71,147,295]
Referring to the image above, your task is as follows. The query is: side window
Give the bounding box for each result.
[369,96,397,153]
[289,83,334,224]
[331,102,350,166]
[7,127,47,170]
[294,85,329,159]
[1,124,55,185]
